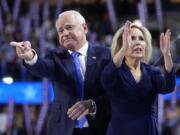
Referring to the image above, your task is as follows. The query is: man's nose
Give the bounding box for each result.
[63,29,69,35]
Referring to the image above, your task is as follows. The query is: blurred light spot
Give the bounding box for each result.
[2,76,13,84]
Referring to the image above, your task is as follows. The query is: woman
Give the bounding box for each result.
[101,21,176,135]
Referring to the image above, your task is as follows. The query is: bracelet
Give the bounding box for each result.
[31,48,36,55]
[89,99,96,114]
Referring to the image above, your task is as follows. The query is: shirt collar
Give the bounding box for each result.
[69,42,88,56]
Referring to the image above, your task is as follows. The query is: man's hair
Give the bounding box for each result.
[111,22,152,63]
[55,10,86,29]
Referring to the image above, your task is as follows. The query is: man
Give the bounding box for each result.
[10,10,111,135]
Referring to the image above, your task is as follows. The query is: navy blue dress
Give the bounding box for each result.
[101,61,176,135]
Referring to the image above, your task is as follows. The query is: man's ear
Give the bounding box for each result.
[82,23,88,34]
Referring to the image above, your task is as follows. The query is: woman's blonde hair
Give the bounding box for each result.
[111,22,152,63]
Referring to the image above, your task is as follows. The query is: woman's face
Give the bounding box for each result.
[125,27,146,60]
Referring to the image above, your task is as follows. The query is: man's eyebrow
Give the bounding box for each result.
[59,23,74,28]
[65,24,75,26]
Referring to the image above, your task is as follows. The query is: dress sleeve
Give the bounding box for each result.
[152,67,176,94]
[101,60,120,91]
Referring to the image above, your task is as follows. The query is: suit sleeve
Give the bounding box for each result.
[24,52,55,79]
[152,67,176,94]
[101,60,120,92]
[88,47,112,119]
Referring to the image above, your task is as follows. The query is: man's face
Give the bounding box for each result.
[56,13,88,51]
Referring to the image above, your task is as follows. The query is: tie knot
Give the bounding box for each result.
[72,51,80,58]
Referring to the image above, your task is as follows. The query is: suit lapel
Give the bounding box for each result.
[84,45,97,85]
[139,63,151,89]
[121,62,139,87]
[56,48,76,81]
[56,45,97,87]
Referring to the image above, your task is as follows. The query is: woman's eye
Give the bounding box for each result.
[139,36,144,41]
[131,36,136,40]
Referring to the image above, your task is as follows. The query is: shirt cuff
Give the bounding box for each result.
[89,99,97,117]
[24,54,38,66]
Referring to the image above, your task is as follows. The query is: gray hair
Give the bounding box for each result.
[55,10,86,29]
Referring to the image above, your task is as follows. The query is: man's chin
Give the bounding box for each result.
[63,43,76,51]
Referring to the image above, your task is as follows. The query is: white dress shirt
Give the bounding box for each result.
[68,42,88,81]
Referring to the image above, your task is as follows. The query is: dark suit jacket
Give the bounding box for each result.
[25,45,111,135]
[101,61,176,135]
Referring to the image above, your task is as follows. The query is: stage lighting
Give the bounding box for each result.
[2,76,14,84]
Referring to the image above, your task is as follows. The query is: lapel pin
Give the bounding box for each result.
[92,56,96,60]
